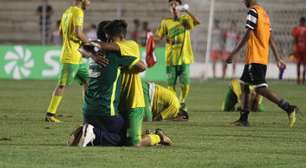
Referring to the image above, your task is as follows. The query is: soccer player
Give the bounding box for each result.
[45,0,91,122]
[72,21,145,147]
[226,0,299,127]
[92,20,173,147]
[142,80,188,121]
[222,79,265,112]
[292,17,306,85]
[69,21,171,147]
[155,0,200,113]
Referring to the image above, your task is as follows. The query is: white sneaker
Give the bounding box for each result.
[79,124,96,147]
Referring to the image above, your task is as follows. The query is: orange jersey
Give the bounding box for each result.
[245,5,271,65]
[292,26,306,53]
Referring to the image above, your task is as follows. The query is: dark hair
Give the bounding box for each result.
[300,17,306,23]
[168,0,182,5]
[97,20,111,42]
[105,20,128,38]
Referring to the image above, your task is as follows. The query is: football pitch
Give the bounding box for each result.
[0,79,305,168]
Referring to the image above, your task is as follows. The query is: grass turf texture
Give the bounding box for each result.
[0,79,305,168]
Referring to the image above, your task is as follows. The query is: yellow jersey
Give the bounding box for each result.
[117,40,145,109]
[156,15,199,66]
[152,84,180,120]
[245,5,271,65]
[60,6,84,64]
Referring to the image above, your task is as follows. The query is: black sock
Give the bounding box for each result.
[278,99,295,113]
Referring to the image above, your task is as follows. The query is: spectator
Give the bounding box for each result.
[223,20,241,78]
[210,19,224,78]
[86,24,97,41]
[131,19,140,43]
[292,17,306,85]
[36,0,53,44]
[52,20,62,46]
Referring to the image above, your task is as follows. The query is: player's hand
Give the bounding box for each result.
[276,59,286,69]
[225,56,233,64]
[93,53,109,67]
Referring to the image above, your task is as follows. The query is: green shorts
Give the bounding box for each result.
[124,107,145,146]
[166,64,190,86]
[58,63,89,87]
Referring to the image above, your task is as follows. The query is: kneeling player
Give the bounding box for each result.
[142,80,188,121]
[222,79,265,112]
[69,20,145,147]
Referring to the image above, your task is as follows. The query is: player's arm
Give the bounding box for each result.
[118,56,146,73]
[154,20,166,41]
[269,34,286,68]
[75,26,89,43]
[185,10,200,25]
[73,9,89,44]
[96,42,120,52]
[226,8,257,64]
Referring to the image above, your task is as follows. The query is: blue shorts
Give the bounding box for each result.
[84,114,125,146]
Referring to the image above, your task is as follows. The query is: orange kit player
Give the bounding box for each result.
[292,17,306,85]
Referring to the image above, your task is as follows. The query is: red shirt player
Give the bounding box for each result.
[292,17,306,84]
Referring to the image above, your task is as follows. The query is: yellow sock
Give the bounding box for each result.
[148,134,161,146]
[180,84,190,103]
[47,95,63,114]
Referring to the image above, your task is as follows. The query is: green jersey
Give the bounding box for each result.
[83,52,137,117]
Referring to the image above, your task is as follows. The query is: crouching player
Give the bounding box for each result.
[142,80,189,121]
[222,79,265,112]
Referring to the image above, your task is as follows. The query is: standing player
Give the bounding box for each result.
[155,0,200,113]
[292,17,306,85]
[45,0,91,122]
[226,0,299,127]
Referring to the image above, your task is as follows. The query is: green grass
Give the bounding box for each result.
[0,79,305,168]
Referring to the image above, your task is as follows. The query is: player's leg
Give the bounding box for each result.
[166,66,178,92]
[83,115,125,146]
[232,64,251,126]
[75,63,89,97]
[45,64,78,122]
[251,64,298,128]
[296,54,302,84]
[179,64,191,112]
[157,85,180,120]
[302,55,306,84]
[210,50,218,78]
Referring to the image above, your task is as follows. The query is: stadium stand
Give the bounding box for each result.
[0,0,305,61]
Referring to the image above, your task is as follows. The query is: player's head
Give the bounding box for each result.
[105,20,128,41]
[300,17,306,25]
[97,20,111,42]
[243,0,256,8]
[168,0,182,16]
[76,0,91,10]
